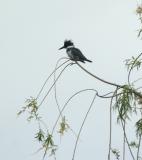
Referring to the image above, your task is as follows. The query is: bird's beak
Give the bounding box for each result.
[59,46,65,50]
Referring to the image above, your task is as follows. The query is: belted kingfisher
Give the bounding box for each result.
[59,40,92,63]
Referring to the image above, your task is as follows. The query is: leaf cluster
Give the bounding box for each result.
[129,141,139,148]
[136,6,142,15]
[17,97,40,121]
[125,56,142,71]
[58,116,69,135]
[35,129,57,159]
[115,86,135,121]
[136,118,142,137]
[35,129,45,142]
[42,133,57,159]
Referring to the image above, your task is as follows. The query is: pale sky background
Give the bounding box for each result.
[0,0,142,160]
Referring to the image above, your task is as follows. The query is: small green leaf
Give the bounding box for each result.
[58,116,69,135]
[129,141,138,148]
[35,129,45,142]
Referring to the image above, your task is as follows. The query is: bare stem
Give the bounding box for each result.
[76,62,142,99]
[76,62,122,88]
[36,58,70,99]
[51,89,96,135]
[38,62,72,107]
[72,93,97,160]
[137,135,141,160]
[51,89,121,135]
[137,110,142,160]
[120,119,135,160]
[53,58,67,118]
[123,121,126,160]
[108,88,118,160]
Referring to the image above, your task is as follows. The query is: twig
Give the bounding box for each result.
[123,120,126,160]
[137,109,142,160]
[38,62,72,107]
[53,58,67,118]
[51,89,121,135]
[132,77,142,84]
[137,135,141,160]
[108,87,118,160]
[76,61,142,99]
[72,93,97,160]
[120,118,135,160]
[51,89,96,135]
[76,62,122,88]
[36,58,70,99]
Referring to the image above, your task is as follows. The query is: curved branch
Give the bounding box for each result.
[53,58,67,118]
[38,62,72,107]
[137,135,141,160]
[132,77,142,85]
[76,62,122,88]
[123,121,126,160]
[36,57,70,99]
[51,88,120,136]
[116,108,135,159]
[137,110,142,160]
[72,93,97,160]
[120,119,135,160]
[108,87,118,160]
[53,60,78,138]
[76,61,142,99]
[51,89,97,135]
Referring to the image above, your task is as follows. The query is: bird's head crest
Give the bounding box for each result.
[64,40,74,47]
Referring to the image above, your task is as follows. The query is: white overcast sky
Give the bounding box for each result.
[0,0,142,160]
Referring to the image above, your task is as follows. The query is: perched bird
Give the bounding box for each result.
[59,40,92,63]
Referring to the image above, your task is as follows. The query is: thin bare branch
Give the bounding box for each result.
[108,87,118,160]
[120,117,135,160]
[76,61,142,99]
[51,89,96,135]
[72,93,97,160]
[53,58,66,117]
[36,58,70,99]
[137,110,142,160]
[76,62,122,88]
[51,89,121,135]
[38,62,72,107]
[123,121,126,160]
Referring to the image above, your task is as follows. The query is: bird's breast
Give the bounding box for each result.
[66,50,74,59]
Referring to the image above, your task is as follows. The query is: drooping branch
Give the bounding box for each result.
[51,88,123,135]
[76,62,122,88]
[72,92,97,160]
[137,109,142,160]
[53,58,70,118]
[38,62,72,107]
[36,57,70,100]
[108,87,118,160]
[75,62,142,99]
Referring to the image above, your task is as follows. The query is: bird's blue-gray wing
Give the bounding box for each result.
[71,48,87,60]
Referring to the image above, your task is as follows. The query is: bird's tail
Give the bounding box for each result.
[85,59,92,63]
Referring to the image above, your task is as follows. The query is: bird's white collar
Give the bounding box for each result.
[67,45,74,49]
